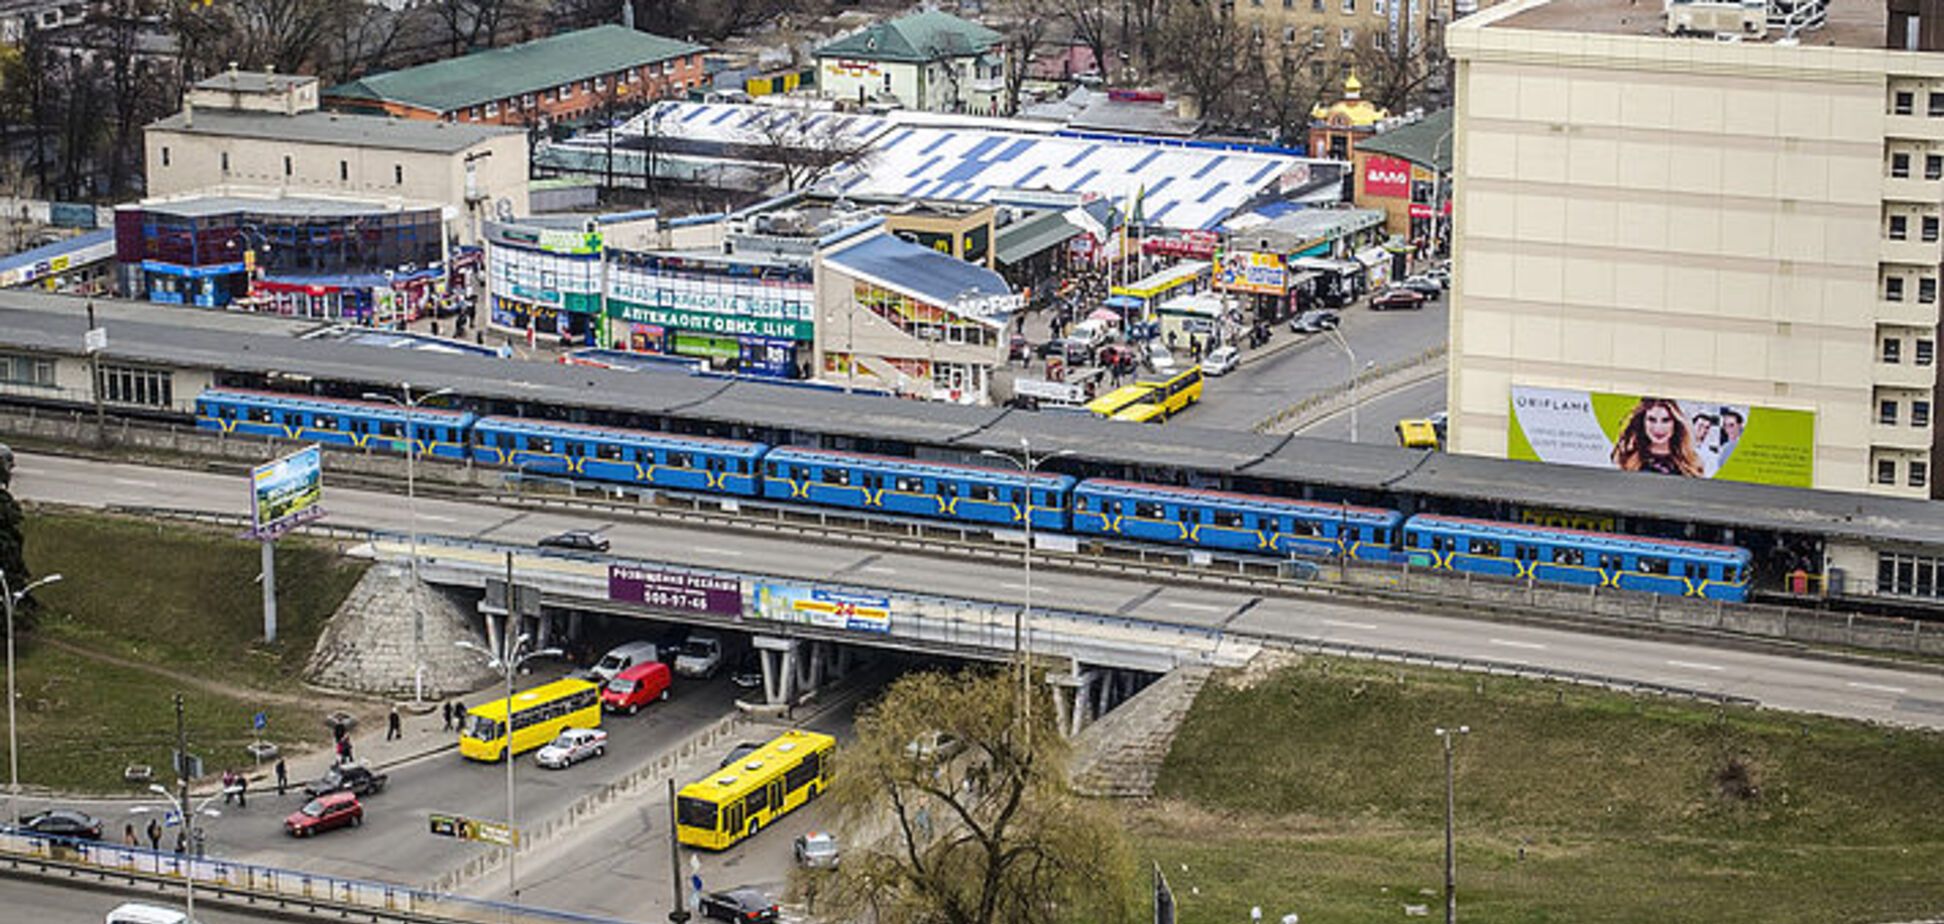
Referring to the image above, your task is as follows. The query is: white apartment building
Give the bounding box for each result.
[1446,0,1944,498]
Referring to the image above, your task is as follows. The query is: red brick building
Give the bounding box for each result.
[326,25,707,127]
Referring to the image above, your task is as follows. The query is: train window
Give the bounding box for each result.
[1134,501,1165,519]
[1467,538,1499,557]
[895,476,924,493]
[970,484,997,502]
[525,436,551,452]
[1551,548,1584,566]
[792,466,810,481]
[1684,563,1700,579]
[766,463,779,477]
[707,458,725,472]
[314,415,337,430]
[667,452,691,469]
[1599,553,1621,571]
[1290,519,1318,537]
[1176,506,1196,523]
[1433,535,1457,554]
[249,407,273,423]
[596,443,623,461]
[1075,497,1089,512]
[1213,511,1245,528]
[821,468,851,486]
[1637,557,1669,575]
[939,482,956,498]
[565,442,583,457]
[497,434,513,449]
[1722,565,1738,583]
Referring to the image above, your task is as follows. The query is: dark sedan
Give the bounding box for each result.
[20,809,103,841]
[1370,288,1429,311]
[303,762,387,798]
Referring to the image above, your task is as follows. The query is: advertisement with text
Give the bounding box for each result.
[1508,386,1814,488]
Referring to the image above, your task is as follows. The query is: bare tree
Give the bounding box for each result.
[798,669,1136,924]
[55,52,108,199]
[1156,0,1250,126]
[324,2,421,84]
[0,24,57,196]
[1051,0,1111,82]
[226,0,357,74]
[997,0,1049,116]
[1242,43,1325,144]
[91,0,171,197]
[1348,26,1438,113]
[1125,0,1171,81]
[733,108,874,193]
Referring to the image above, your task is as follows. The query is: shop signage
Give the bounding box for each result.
[1364,156,1413,199]
[608,270,813,336]
[489,224,602,255]
[611,301,811,341]
[607,565,743,617]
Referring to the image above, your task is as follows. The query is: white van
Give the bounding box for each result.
[106,903,198,924]
[591,640,661,684]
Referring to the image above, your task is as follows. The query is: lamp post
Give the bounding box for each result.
[457,632,561,906]
[4,571,59,829]
[979,439,1075,737]
[134,782,232,921]
[1325,326,1374,443]
[1435,724,1470,924]
[363,384,454,705]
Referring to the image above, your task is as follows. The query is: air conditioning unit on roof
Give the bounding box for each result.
[1665,0,1766,35]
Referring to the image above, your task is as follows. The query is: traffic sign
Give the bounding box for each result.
[690,874,702,893]
[252,712,267,731]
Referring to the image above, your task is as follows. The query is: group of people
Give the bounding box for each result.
[1610,396,1746,478]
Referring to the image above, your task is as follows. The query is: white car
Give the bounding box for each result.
[1200,345,1240,376]
[1145,343,1177,372]
[674,632,724,678]
[535,727,607,769]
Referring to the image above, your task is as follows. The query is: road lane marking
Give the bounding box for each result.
[1322,619,1378,630]
[1166,602,1225,612]
[1665,660,1724,672]
[419,514,457,524]
[1488,638,1547,650]
[1847,681,1909,694]
[112,478,158,488]
[1000,582,1027,590]
[694,547,744,557]
[861,565,897,574]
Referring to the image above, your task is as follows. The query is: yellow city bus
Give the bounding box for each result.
[459,677,601,762]
[1111,367,1204,423]
[1085,383,1157,419]
[676,729,836,850]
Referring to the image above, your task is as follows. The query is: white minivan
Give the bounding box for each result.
[106,903,198,924]
[591,640,661,684]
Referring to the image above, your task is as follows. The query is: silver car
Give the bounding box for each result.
[535,727,607,769]
[794,831,840,868]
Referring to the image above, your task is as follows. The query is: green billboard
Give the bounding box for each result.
[1508,386,1814,488]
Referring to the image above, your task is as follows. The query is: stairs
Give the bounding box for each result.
[1067,665,1213,799]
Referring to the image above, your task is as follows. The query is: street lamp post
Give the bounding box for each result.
[1435,725,1470,924]
[136,782,231,922]
[980,439,1075,737]
[4,571,60,828]
[1325,327,1371,443]
[456,632,561,906]
[363,384,454,705]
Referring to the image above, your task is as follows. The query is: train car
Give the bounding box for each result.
[760,447,1076,530]
[1401,514,1752,601]
[1071,479,1405,561]
[470,417,767,496]
[195,389,474,460]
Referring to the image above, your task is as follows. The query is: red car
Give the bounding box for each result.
[285,791,362,837]
[601,660,672,715]
[1370,287,1428,311]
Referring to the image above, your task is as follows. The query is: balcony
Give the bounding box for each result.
[1875,360,1938,390]
[1871,422,1934,450]
[1880,237,1943,266]
[1886,113,1944,141]
[1874,298,1941,327]
[1881,174,1944,202]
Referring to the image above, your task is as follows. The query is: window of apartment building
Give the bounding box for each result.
[394,164,403,184]
[1343,0,1354,11]
[1891,214,1909,240]
[160,147,169,167]
[220,151,229,172]
[1374,0,1386,13]
[1313,0,1325,9]
[1311,25,1325,46]
[522,93,534,108]
[1893,152,1912,178]
[1882,399,1900,425]
[1311,59,1326,79]
[1373,30,1385,50]
[1914,460,1930,488]
[468,106,480,118]
[1916,400,1932,428]
[1252,0,1262,7]
[97,364,172,408]
[1931,92,1944,117]
[1885,337,1903,363]
[1887,276,1907,301]
[1879,458,1898,484]
[1341,26,1355,47]
[1896,90,1915,115]
[1252,23,1265,42]
[1927,216,1941,242]
[594,75,606,91]
[580,80,592,92]
[282,155,292,176]
[1928,154,1943,179]
[1920,339,1935,365]
[1922,276,1937,303]
[1284,25,1297,42]
[1285,0,1295,8]
[0,353,55,388]
[339,160,348,181]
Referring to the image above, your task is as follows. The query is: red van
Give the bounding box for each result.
[601,660,672,715]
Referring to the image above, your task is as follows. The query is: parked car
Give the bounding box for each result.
[1424,267,1451,289]
[285,792,362,837]
[601,660,672,714]
[537,529,609,552]
[699,887,779,923]
[728,651,764,690]
[21,809,103,840]
[1290,310,1341,334]
[536,727,608,769]
[106,902,199,924]
[303,762,387,798]
[1144,343,1177,372]
[1095,343,1139,371]
[793,831,841,869]
[717,741,766,770]
[1398,275,1443,298]
[591,640,661,684]
[904,730,965,763]
[1200,345,1240,376]
[675,631,724,678]
[1370,287,1429,311]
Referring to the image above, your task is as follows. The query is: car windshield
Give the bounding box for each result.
[683,640,715,656]
[300,799,326,817]
[803,838,835,854]
[596,655,623,670]
[606,678,636,694]
[466,715,503,740]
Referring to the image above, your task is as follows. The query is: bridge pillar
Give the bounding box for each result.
[753,635,799,707]
[1045,668,1085,739]
[483,612,503,662]
[793,641,826,694]
[830,645,853,680]
[566,611,583,644]
[535,611,554,650]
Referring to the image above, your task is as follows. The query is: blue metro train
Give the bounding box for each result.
[194,388,1752,601]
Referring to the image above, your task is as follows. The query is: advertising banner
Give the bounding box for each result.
[251,445,324,537]
[1364,156,1412,199]
[1508,386,1815,488]
[610,301,811,341]
[754,584,891,634]
[1214,251,1288,295]
[608,565,743,617]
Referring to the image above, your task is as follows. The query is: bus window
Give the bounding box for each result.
[677,796,718,832]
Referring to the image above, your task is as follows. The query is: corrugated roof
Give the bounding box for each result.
[0,228,114,275]
[822,233,1012,316]
[815,10,1001,63]
[993,209,1082,265]
[326,26,706,114]
[1357,109,1454,172]
[147,108,519,154]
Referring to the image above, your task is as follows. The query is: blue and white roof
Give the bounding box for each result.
[822,233,1015,325]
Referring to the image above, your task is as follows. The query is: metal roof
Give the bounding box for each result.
[814,10,1001,64]
[1356,109,1454,173]
[821,233,1013,316]
[325,26,705,115]
[993,209,1083,265]
[0,228,114,275]
[139,195,439,219]
[147,108,519,154]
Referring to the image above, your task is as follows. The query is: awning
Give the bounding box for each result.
[1087,307,1121,322]
[1354,247,1389,270]
[1103,295,1142,309]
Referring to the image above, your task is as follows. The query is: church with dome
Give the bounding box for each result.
[1307,73,1390,161]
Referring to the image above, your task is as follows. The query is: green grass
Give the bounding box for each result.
[2,510,368,792]
[1138,658,1944,924]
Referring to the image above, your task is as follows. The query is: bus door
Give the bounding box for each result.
[725,801,744,837]
[769,780,785,816]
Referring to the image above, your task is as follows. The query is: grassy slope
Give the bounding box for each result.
[7,511,367,792]
[1140,658,1944,924]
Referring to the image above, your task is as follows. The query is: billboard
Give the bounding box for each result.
[753,584,891,634]
[1508,386,1814,488]
[607,565,743,617]
[251,446,324,537]
[1214,251,1288,295]
[1363,156,1412,199]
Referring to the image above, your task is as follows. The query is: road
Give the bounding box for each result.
[1296,372,1447,442]
[15,452,1944,731]
[0,875,266,924]
[1188,296,1448,431]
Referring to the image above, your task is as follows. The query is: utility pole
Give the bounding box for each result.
[1436,725,1469,924]
[174,693,189,856]
[666,777,690,924]
[84,301,105,446]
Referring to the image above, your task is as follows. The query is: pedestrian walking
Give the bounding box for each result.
[274,758,287,796]
[235,773,247,808]
[336,736,350,766]
[123,823,138,847]
[221,769,237,804]
[441,701,453,732]
[386,706,402,741]
[145,818,161,851]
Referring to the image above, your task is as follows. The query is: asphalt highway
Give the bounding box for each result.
[0,876,266,924]
[15,452,1944,733]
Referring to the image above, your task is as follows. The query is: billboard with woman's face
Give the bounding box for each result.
[1508,387,1815,488]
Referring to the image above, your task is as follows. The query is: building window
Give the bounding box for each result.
[1922,277,1937,303]
[1285,0,1296,7]
[1343,0,1355,11]
[1919,338,1935,365]
[220,151,229,172]
[521,92,534,108]
[283,155,293,176]
[1311,25,1325,46]
[1341,26,1355,47]
[1891,214,1909,240]
[1310,59,1326,79]
[1927,216,1940,242]
[1887,276,1906,301]
[1284,25,1297,42]
[1913,460,1930,488]
[470,106,481,118]
[1885,337,1903,363]
[0,353,55,388]
[485,100,498,117]
[1915,400,1931,428]
[394,164,403,184]
[1879,550,1944,595]
[1374,0,1386,12]
[1313,0,1325,10]
[1896,90,1915,115]
[1929,154,1943,180]
[1893,152,1912,178]
[1879,458,1899,484]
[161,146,169,167]
[339,160,348,181]
[97,364,173,408]
[1931,92,1944,117]
[1881,399,1900,425]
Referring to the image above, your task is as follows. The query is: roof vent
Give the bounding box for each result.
[715,775,738,786]
[743,760,764,771]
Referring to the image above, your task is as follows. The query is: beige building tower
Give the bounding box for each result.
[1446,0,1944,498]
